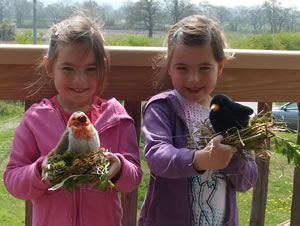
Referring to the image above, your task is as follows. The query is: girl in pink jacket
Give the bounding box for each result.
[4,14,142,226]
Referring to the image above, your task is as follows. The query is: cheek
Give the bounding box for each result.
[170,74,183,86]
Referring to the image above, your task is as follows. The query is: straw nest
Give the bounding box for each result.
[42,148,113,192]
[187,112,300,168]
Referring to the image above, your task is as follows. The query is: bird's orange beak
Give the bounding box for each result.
[211,104,220,112]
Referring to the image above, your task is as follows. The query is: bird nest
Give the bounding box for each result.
[187,112,300,168]
[42,148,114,192]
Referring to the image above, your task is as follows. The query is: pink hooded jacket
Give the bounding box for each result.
[4,97,142,226]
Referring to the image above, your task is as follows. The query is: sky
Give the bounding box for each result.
[44,0,300,10]
[203,0,300,9]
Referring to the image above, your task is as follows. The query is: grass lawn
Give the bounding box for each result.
[0,101,297,225]
[0,128,25,226]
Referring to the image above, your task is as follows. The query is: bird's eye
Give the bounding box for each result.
[211,104,220,112]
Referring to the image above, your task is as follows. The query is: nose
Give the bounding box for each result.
[73,71,86,83]
[187,69,200,83]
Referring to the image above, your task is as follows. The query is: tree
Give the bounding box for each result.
[227,7,248,32]
[247,6,266,33]
[0,22,16,41]
[164,0,194,24]
[263,0,291,33]
[198,2,231,26]
[80,0,105,23]
[45,2,73,24]
[124,0,160,37]
[285,8,300,32]
[0,0,10,23]
[13,0,31,27]
[99,3,115,26]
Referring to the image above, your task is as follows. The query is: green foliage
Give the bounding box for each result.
[0,101,24,121]
[229,32,300,50]
[14,30,44,44]
[105,33,163,46]
[273,136,300,168]
[0,22,16,41]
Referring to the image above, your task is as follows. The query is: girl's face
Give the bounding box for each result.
[44,44,99,113]
[168,44,225,107]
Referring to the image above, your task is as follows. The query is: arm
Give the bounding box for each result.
[111,119,143,193]
[3,117,50,200]
[221,152,258,192]
[143,100,200,179]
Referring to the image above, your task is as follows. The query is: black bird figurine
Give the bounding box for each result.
[209,94,254,133]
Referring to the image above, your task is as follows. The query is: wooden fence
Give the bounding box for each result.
[0,44,300,226]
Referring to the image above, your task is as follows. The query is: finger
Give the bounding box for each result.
[213,135,224,143]
[103,151,116,160]
[232,147,238,153]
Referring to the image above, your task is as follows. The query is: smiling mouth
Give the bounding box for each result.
[70,88,88,93]
[186,87,203,93]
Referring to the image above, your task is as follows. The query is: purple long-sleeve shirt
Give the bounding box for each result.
[138,90,258,226]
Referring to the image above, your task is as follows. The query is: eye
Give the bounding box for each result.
[86,67,97,72]
[62,66,73,71]
[199,66,210,71]
[199,65,212,71]
[176,66,187,71]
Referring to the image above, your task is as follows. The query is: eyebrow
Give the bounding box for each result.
[174,62,213,66]
[60,62,97,66]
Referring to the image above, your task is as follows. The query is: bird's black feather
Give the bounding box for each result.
[209,94,254,133]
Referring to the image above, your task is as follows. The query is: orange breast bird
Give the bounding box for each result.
[67,111,100,153]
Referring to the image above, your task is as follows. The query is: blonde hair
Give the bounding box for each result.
[153,14,232,92]
[30,13,108,96]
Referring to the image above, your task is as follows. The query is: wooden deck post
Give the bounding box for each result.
[249,102,271,226]
[290,104,300,226]
[25,100,38,226]
[122,101,142,226]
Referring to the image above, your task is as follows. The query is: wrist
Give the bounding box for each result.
[193,150,210,171]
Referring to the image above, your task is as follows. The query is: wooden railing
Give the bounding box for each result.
[0,44,300,226]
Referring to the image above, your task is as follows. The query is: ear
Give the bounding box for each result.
[43,56,52,78]
[217,58,226,76]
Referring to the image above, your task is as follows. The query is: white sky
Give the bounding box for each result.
[45,0,300,10]
[202,0,300,9]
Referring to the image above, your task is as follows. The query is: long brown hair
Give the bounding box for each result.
[153,14,233,92]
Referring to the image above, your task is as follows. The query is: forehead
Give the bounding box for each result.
[55,44,96,65]
[170,44,216,64]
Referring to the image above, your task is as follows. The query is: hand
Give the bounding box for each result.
[103,151,122,181]
[193,135,237,171]
[41,130,69,183]
[41,148,55,183]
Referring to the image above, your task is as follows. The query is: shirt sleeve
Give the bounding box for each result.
[3,115,51,200]
[110,118,143,193]
[220,152,258,192]
[142,100,201,179]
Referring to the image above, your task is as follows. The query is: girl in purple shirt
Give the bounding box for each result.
[138,15,258,226]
